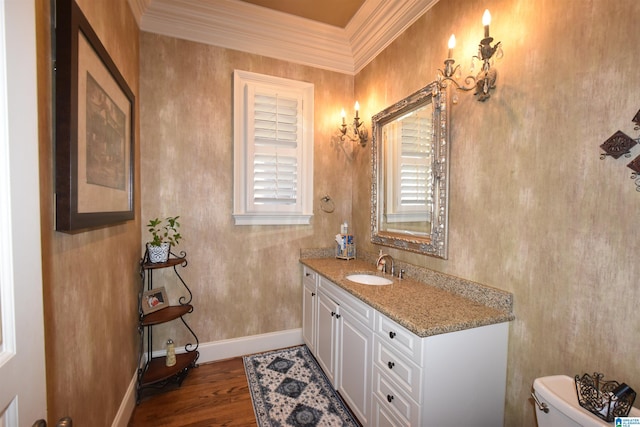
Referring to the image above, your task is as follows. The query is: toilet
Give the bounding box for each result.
[532,375,640,426]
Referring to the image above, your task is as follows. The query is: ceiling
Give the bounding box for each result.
[238,0,366,28]
[128,0,439,74]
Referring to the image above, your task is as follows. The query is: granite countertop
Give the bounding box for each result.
[300,257,514,338]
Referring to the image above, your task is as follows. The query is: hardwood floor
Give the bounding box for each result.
[128,357,258,427]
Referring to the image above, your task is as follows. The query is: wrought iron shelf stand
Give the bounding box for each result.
[136,251,199,403]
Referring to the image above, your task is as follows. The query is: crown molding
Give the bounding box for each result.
[347,0,440,73]
[129,0,439,75]
[127,0,151,27]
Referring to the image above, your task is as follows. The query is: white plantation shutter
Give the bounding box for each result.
[253,153,297,204]
[233,70,314,225]
[398,115,433,209]
[251,94,299,206]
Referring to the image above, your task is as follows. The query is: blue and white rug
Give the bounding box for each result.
[243,345,359,427]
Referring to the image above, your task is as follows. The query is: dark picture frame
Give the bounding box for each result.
[141,287,169,315]
[55,0,135,231]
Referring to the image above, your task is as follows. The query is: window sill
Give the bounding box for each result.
[233,213,313,226]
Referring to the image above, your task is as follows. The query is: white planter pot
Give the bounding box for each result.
[147,242,171,263]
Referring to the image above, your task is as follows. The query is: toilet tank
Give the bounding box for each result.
[533,375,640,427]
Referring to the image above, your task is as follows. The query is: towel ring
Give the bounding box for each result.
[320,195,335,213]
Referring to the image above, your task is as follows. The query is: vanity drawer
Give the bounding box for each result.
[303,266,318,286]
[372,394,408,427]
[372,368,420,427]
[373,336,422,402]
[375,312,423,365]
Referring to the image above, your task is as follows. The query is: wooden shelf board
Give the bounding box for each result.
[140,351,198,386]
[141,304,192,326]
[141,256,186,270]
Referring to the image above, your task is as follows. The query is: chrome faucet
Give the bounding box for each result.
[376,253,394,276]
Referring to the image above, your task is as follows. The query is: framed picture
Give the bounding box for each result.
[55,0,135,231]
[141,287,169,315]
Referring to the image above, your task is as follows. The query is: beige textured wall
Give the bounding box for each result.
[355,0,640,425]
[140,34,355,345]
[36,0,140,425]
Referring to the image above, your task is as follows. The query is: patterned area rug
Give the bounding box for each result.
[243,345,359,427]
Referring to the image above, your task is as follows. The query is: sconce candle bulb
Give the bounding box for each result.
[341,108,346,125]
[483,9,491,37]
[354,101,360,118]
[447,34,456,59]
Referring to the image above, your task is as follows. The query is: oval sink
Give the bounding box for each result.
[345,274,393,286]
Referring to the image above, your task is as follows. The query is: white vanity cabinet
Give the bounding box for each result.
[301,266,318,353]
[301,265,509,427]
[315,276,374,425]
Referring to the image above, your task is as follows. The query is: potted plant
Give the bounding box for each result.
[146,216,182,263]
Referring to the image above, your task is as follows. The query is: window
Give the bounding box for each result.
[233,70,314,225]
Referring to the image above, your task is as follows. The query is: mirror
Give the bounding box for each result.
[371,82,450,259]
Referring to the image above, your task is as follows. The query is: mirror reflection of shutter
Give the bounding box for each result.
[399,116,433,209]
[251,93,299,207]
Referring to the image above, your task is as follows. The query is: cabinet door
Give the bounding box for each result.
[302,277,317,353]
[338,309,373,425]
[316,289,339,386]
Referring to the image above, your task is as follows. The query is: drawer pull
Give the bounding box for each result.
[331,311,335,317]
[387,394,394,403]
[387,361,395,369]
[389,331,396,339]
[311,292,316,297]
[305,272,311,277]
[335,314,341,319]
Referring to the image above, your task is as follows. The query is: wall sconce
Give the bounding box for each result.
[339,101,368,147]
[437,9,503,102]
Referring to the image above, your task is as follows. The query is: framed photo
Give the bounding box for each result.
[55,0,135,231]
[141,287,169,315]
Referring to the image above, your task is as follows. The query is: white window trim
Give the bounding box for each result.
[233,70,314,225]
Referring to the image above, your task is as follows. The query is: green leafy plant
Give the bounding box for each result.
[147,216,182,247]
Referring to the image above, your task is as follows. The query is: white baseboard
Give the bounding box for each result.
[197,328,303,364]
[111,373,137,427]
[114,328,304,425]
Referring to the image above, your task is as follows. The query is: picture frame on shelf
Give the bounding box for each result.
[55,0,135,231]
[141,287,169,315]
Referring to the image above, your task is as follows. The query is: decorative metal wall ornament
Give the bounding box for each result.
[628,112,640,191]
[627,156,640,175]
[599,130,637,159]
[599,108,640,191]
